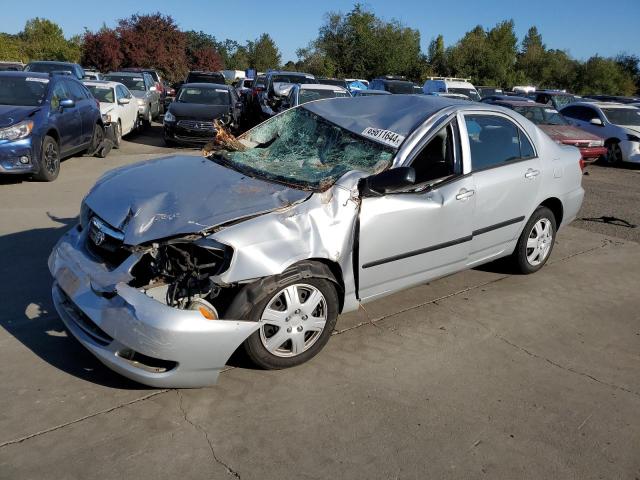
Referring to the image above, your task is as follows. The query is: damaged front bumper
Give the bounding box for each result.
[48,226,260,388]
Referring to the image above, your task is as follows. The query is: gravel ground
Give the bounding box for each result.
[573,163,640,243]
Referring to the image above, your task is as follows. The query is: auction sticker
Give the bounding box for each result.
[26,77,49,83]
[361,127,405,148]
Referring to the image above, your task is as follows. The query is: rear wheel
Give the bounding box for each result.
[33,135,60,182]
[511,206,557,274]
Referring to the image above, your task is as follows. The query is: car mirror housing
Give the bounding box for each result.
[590,118,603,126]
[118,98,130,105]
[362,167,416,196]
[59,98,75,109]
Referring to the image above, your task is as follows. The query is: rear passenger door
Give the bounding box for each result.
[65,79,94,145]
[462,113,542,265]
[49,81,82,152]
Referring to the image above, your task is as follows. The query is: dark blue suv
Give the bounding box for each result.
[0,71,102,181]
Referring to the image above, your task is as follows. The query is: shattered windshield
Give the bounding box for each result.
[209,107,394,190]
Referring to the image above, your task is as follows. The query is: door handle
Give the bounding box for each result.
[455,188,475,201]
[525,169,540,179]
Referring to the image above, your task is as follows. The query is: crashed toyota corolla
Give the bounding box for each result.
[49,95,584,387]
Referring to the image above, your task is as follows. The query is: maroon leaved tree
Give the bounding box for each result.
[116,13,189,82]
[190,48,224,72]
[81,29,123,72]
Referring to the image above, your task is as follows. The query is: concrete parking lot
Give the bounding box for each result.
[0,127,639,480]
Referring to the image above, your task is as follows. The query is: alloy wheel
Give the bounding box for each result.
[44,141,59,174]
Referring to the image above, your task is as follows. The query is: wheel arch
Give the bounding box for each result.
[539,197,563,227]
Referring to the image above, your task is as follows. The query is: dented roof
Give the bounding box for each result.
[302,94,466,142]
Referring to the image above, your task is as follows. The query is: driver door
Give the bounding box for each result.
[358,119,475,301]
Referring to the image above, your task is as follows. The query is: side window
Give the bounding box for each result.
[410,120,462,185]
[561,106,579,119]
[464,115,535,171]
[65,80,87,101]
[50,82,68,109]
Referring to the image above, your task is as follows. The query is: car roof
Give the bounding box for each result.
[106,71,148,77]
[493,100,549,108]
[0,71,48,79]
[268,70,313,77]
[27,60,75,65]
[182,83,231,90]
[302,94,468,140]
[299,83,348,92]
[83,80,123,88]
[356,89,391,95]
[569,101,635,110]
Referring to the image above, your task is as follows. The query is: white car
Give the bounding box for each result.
[84,80,139,147]
[560,102,640,164]
[423,77,481,101]
[285,83,351,108]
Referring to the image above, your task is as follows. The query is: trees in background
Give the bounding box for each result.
[1,9,637,95]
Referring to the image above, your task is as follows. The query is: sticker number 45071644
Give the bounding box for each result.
[361,127,405,148]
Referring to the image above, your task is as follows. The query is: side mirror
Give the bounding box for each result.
[590,118,603,126]
[362,167,416,195]
[59,98,75,109]
[118,97,130,105]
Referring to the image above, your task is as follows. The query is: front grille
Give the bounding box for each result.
[177,119,215,131]
[58,288,113,346]
[86,216,130,269]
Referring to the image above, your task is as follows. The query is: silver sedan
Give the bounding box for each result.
[49,95,584,387]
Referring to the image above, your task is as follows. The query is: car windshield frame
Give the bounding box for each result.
[208,107,395,191]
[177,87,230,105]
[0,76,49,107]
[601,107,640,126]
[87,84,115,103]
[513,105,567,125]
[104,75,146,91]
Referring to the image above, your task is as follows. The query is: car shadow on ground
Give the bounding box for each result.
[0,215,147,390]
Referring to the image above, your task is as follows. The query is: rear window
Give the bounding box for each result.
[186,73,225,85]
[104,75,146,91]
[384,81,415,94]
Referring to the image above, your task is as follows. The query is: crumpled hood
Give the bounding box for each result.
[84,155,310,245]
[539,124,601,142]
[168,102,230,120]
[0,105,39,128]
[99,103,114,116]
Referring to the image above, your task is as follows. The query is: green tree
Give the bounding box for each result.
[428,35,446,76]
[0,33,26,62]
[577,55,636,95]
[19,18,80,62]
[615,53,640,94]
[246,33,281,71]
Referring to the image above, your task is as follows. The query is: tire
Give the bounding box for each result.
[33,135,60,182]
[113,121,122,149]
[511,206,557,274]
[145,108,152,127]
[237,277,339,370]
[164,136,176,147]
[603,140,623,165]
[88,123,105,156]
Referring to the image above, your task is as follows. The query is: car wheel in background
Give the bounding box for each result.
[113,121,122,149]
[232,276,339,370]
[33,135,60,182]
[603,140,623,165]
[145,108,152,127]
[511,206,557,274]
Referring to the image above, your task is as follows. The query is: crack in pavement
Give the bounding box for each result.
[0,389,169,449]
[176,390,241,479]
[0,234,622,449]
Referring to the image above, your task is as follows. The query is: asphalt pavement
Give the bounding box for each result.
[0,127,638,480]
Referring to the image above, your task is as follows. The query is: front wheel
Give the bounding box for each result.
[604,141,623,165]
[239,278,339,369]
[511,206,557,274]
[113,121,122,148]
[33,135,60,182]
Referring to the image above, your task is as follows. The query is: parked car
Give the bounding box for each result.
[0,71,104,181]
[121,68,166,110]
[352,89,391,97]
[370,76,416,94]
[84,80,139,147]
[345,78,370,88]
[24,61,85,80]
[163,83,242,145]
[560,102,640,164]
[491,100,606,164]
[49,95,584,387]
[258,70,316,118]
[428,92,473,101]
[283,83,351,108]
[477,86,503,98]
[162,82,177,110]
[482,94,535,104]
[103,72,161,126]
[583,94,640,104]
[185,71,226,86]
[512,85,536,95]
[316,78,348,89]
[83,70,103,81]
[423,77,481,101]
[529,90,579,110]
[0,61,24,71]
[234,77,254,98]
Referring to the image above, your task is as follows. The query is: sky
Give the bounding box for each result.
[1,0,638,63]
